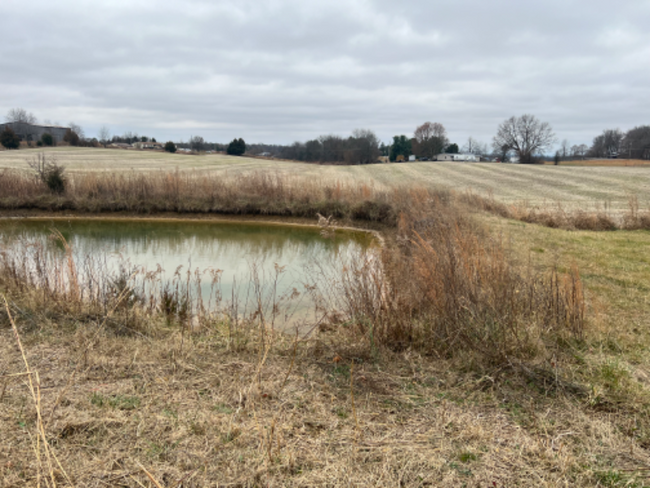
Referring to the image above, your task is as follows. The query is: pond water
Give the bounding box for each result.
[0,218,373,324]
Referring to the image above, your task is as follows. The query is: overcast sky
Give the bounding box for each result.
[1,0,649,148]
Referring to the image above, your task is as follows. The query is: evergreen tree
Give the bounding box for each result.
[389,135,411,162]
[445,143,459,154]
[0,126,20,149]
[41,133,54,146]
[227,138,246,156]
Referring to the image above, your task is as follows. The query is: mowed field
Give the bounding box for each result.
[2,147,650,211]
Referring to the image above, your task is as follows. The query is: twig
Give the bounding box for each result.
[350,360,361,442]
[4,295,73,487]
[135,460,164,488]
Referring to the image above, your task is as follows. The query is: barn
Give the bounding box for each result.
[0,122,70,143]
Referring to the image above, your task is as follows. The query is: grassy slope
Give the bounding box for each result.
[1,147,650,211]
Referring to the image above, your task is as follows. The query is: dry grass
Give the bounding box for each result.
[2,147,650,213]
[1,189,628,487]
[462,192,650,232]
[325,189,585,366]
[3,151,650,232]
[2,290,649,487]
[0,165,397,225]
[551,159,650,167]
[2,151,650,486]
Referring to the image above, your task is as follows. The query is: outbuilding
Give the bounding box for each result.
[435,153,480,162]
[0,122,69,143]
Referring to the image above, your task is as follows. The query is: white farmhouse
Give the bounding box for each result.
[435,153,480,162]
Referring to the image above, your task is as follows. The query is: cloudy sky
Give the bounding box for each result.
[1,0,649,148]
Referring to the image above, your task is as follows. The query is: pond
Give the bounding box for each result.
[0,218,374,326]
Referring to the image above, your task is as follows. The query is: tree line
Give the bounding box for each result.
[3,107,649,163]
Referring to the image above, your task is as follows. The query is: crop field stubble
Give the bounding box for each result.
[1,147,650,212]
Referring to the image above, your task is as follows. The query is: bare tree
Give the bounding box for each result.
[6,108,37,124]
[622,126,650,160]
[5,108,38,142]
[98,126,111,147]
[462,136,488,156]
[570,144,588,160]
[349,128,380,164]
[561,139,570,159]
[413,122,448,159]
[189,135,206,152]
[589,129,623,158]
[68,122,85,140]
[492,114,556,163]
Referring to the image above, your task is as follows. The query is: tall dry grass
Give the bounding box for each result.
[0,167,397,223]
[461,191,650,231]
[328,189,585,365]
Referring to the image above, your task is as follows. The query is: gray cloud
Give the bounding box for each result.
[1,0,649,148]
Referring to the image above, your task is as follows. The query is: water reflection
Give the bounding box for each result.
[0,218,371,324]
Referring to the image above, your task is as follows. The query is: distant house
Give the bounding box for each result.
[0,122,69,143]
[132,141,163,150]
[435,153,480,162]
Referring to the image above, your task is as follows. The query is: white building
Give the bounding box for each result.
[435,153,480,162]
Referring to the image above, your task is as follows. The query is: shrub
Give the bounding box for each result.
[41,133,54,146]
[1,126,20,149]
[227,138,246,156]
[63,129,80,146]
[164,141,176,153]
[27,153,67,194]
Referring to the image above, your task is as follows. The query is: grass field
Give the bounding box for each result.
[1,147,650,211]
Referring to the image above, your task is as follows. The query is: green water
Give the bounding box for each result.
[0,218,372,319]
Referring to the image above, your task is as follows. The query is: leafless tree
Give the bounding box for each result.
[589,129,623,158]
[560,139,570,159]
[413,122,448,159]
[98,126,111,147]
[5,108,38,142]
[462,136,488,156]
[350,129,380,164]
[189,135,206,152]
[570,144,588,160]
[492,114,556,163]
[68,122,85,140]
[6,108,37,124]
[622,126,650,160]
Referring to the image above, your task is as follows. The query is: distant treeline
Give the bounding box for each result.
[261,130,382,164]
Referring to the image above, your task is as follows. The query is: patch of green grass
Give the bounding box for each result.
[447,461,473,477]
[213,403,234,414]
[335,407,349,419]
[90,393,140,410]
[330,364,350,381]
[458,451,478,463]
[146,440,179,461]
[593,469,643,487]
